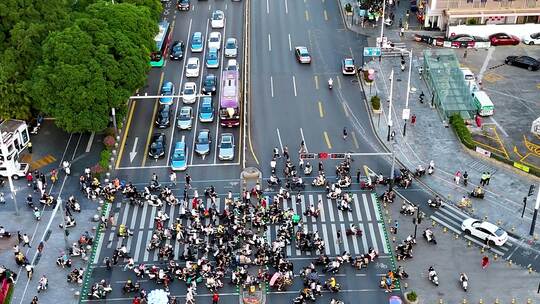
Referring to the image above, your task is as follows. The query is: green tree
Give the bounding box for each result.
[30,2,155,132]
[0,0,71,120]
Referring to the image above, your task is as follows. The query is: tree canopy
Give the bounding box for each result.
[0,0,162,132]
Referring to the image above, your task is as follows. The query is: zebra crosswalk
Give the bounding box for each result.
[430,204,514,257]
[96,192,391,264]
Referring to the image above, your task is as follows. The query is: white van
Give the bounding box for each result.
[471,91,494,116]
[460,68,478,92]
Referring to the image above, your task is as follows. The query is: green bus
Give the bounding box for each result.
[150,21,172,67]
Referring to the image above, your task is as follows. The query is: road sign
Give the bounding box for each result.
[330,153,346,159]
[363,47,381,57]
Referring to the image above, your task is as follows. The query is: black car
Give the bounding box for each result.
[505,56,540,71]
[148,133,166,159]
[177,0,190,10]
[169,41,185,60]
[202,74,217,95]
[155,105,172,128]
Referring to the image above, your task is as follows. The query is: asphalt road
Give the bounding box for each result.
[114,0,244,184]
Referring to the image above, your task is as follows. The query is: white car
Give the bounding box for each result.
[224,37,238,58]
[226,59,238,71]
[208,32,222,50]
[185,57,200,78]
[182,82,197,104]
[461,218,509,246]
[211,10,225,29]
[523,32,540,45]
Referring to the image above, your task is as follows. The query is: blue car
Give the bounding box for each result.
[206,48,219,68]
[191,32,203,52]
[199,96,214,122]
[171,141,188,171]
[159,81,175,105]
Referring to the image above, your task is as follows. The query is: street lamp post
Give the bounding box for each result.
[529,185,540,236]
[402,49,413,136]
[57,197,70,251]
[387,70,394,142]
[389,142,396,192]
[379,0,386,47]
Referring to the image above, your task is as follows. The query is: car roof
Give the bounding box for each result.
[343,58,354,64]
[162,81,173,89]
[184,82,196,88]
[153,132,165,139]
[187,57,199,63]
[221,133,233,140]
[213,10,223,14]
[199,129,210,135]
[210,32,220,37]
[205,74,216,80]
[180,106,191,113]
[208,48,218,54]
[193,32,202,38]
[226,37,237,43]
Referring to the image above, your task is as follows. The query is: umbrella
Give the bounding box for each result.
[389,295,402,304]
[292,214,300,223]
[147,289,169,304]
[269,272,281,286]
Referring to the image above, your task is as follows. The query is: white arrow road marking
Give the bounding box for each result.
[129,137,138,163]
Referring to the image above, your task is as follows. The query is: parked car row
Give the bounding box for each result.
[414,32,540,48]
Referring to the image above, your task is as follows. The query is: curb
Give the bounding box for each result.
[79,202,111,302]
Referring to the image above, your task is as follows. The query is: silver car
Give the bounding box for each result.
[177,106,193,130]
[218,133,234,160]
[224,38,238,58]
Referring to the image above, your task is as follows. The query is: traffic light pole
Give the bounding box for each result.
[529,185,540,236]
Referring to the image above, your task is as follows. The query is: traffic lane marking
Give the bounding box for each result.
[314,75,319,90]
[324,9,328,21]
[323,131,332,149]
[141,72,164,167]
[318,101,324,117]
[115,100,137,169]
[352,131,359,149]
[463,235,506,256]
[305,10,309,21]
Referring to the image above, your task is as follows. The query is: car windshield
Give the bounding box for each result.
[173,45,182,52]
[205,78,214,85]
[494,228,505,237]
[345,59,353,66]
[180,110,190,118]
[210,37,219,42]
[201,104,212,112]
[188,63,197,69]
[208,53,217,60]
[221,139,232,148]
[227,41,235,48]
[193,37,201,44]
[213,13,223,20]
[161,110,169,119]
[184,87,194,94]
[300,49,308,56]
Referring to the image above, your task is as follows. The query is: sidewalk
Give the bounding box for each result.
[382,193,540,303]
[337,0,540,261]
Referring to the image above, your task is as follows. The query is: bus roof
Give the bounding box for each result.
[155,21,170,51]
[220,70,239,108]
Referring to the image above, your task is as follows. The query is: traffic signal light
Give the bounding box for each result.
[318,152,329,159]
[330,153,346,159]
[529,185,536,197]
[300,153,316,159]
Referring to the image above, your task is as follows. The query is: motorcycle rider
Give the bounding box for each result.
[37,275,48,292]
[304,162,312,175]
[270,158,277,173]
[326,277,339,292]
[328,78,333,89]
[423,228,436,244]
[348,224,360,235]
[428,266,438,285]
[460,273,469,291]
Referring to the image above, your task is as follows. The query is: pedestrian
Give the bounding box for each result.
[411,114,416,126]
[25,264,34,279]
[463,50,468,58]
[13,244,20,254]
[212,292,220,304]
[299,157,304,169]
[454,171,461,185]
[31,296,39,304]
[400,27,404,37]
[22,233,31,248]
[283,146,289,160]
[480,172,487,186]
[169,171,177,186]
[299,140,306,154]
[152,172,158,183]
[485,172,491,185]
[356,170,361,184]
[393,220,399,234]
[397,0,400,5]
[185,174,192,188]
[104,257,112,270]
[462,171,468,186]
[51,169,58,184]
[342,127,348,140]
[336,230,342,244]
[109,214,116,227]
[318,162,324,172]
[17,231,23,243]
[481,255,489,269]
[27,141,33,153]
[0,193,5,204]
[123,257,134,272]
[400,59,406,71]
[37,241,44,254]
[273,147,280,159]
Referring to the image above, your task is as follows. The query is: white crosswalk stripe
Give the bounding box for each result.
[101,192,391,263]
